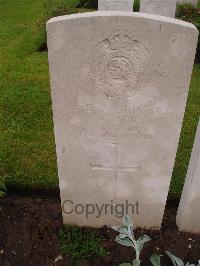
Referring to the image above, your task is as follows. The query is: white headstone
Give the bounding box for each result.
[98,0,133,11]
[140,0,177,18]
[47,12,198,228]
[177,121,200,233]
[177,0,198,8]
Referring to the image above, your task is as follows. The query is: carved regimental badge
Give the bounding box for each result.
[91,31,150,99]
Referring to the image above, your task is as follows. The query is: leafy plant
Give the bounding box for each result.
[176,3,200,64]
[59,225,106,263]
[176,3,197,18]
[36,0,96,52]
[133,0,140,12]
[112,215,151,266]
[76,0,97,8]
[150,254,162,266]
[0,177,6,197]
[36,0,78,51]
[165,251,200,266]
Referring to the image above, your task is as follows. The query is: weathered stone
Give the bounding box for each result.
[47,12,198,228]
[140,0,176,18]
[98,0,133,11]
[177,121,200,233]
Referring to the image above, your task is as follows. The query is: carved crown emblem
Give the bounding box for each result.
[91,31,150,99]
[110,32,133,51]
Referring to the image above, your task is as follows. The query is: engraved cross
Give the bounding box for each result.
[91,143,141,200]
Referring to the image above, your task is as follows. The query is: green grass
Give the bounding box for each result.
[170,65,200,199]
[0,0,57,189]
[0,0,199,199]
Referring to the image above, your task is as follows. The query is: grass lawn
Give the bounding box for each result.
[170,64,200,198]
[0,0,57,189]
[0,0,199,198]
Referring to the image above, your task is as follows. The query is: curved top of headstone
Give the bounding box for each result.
[47,11,197,32]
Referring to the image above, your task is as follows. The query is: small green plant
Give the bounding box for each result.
[112,215,151,266]
[36,0,95,52]
[165,251,200,266]
[175,2,200,64]
[176,2,197,18]
[36,0,78,51]
[111,216,200,266]
[59,225,106,263]
[150,254,162,266]
[76,0,97,8]
[133,0,140,12]
[0,177,6,197]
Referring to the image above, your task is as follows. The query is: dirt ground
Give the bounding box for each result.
[0,193,200,266]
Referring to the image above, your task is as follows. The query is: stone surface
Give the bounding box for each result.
[177,0,198,7]
[98,0,133,11]
[177,121,200,233]
[47,12,198,228]
[140,0,176,18]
